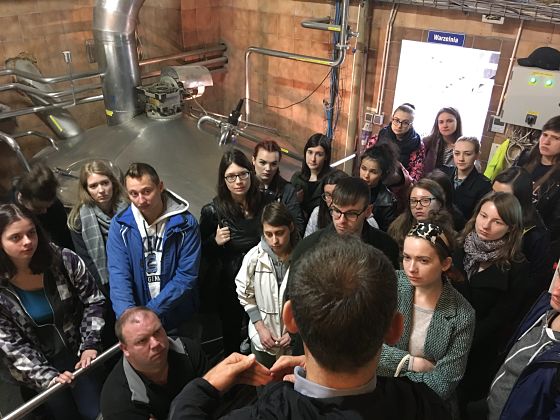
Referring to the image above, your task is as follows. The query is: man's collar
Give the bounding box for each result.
[293,366,376,399]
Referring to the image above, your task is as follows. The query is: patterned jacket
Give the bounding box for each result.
[378,271,475,400]
[0,247,105,390]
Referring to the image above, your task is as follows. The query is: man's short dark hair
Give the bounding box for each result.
[332,177,371,208]
[115,306,159,344]
[288,234,397,372]
[125,162,161,185]
[17,163,58,203]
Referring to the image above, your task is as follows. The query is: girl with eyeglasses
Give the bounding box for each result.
[373,103,425,182]
[236,202,299,368]
[516,115,560,261]
[199,148,272,356]
[304,169,349,237]
[378,222,474,414]
[452,192,533,409]
[388,178,455,253]
[423,107,463,174]
[358,142,399,231]
[442,136,491,220]
[290,133,333,220]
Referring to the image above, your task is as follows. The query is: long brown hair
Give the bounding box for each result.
[460,192,524,271]
[388,178,454,248]
[68,160,127,231]
[522,116,560,189]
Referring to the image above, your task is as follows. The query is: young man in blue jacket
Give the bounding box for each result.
[487,261,560,419]
[107,163,201,331]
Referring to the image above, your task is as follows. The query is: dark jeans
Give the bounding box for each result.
[43,350,101,420]
[218,286,245,356]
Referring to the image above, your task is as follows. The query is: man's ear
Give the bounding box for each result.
[384,312,404,346]
[119,342,129,358]
[252,156,256,166]
[282,300,299,334]
[158,181,164,193]
[365,203,373,218]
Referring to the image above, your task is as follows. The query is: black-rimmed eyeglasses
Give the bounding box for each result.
[409,197,436,207]
[224,171,250,183]
[329,205,368,221]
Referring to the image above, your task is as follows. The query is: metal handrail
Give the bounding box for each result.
[12,131,59,151]
[1,344,120,420]
[0,131,31,172]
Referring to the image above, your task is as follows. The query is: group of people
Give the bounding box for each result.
[0,106,558,420]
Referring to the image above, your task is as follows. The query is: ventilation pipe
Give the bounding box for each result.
[93,0,144,126]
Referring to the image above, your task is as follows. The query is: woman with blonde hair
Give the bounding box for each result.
[68,160,127,295]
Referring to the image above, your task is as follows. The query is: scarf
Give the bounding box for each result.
[80,199,127,286]
[463,231,506,279]
[378,125,421,169]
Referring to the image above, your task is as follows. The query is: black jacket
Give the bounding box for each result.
[290,170,333,220]
[535,171,560,261]
[291,224,400,270]
[199,196,272,310]
[262,174,306,236]
[101,337,208,420]
[442,166,491,220]
[370,184,397,232]
[169,376,450,419]
[452,249,532,402]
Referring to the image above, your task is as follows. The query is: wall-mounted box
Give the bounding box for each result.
[502,66,560,130]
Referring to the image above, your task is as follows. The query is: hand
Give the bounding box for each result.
[75,349,97,369]
[54,371,74,385]
[203,353,272,393]
[215,225,231,246]
[270,355,305,383]
[255,321,276,350]
[412,357,435,372]
[278,332,291,349]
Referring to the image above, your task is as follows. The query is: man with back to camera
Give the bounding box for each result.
[100,307,208,420]
[485,260,560,419]
[107,162,201,332]
[291,176,400,269]
[168,234,449,419]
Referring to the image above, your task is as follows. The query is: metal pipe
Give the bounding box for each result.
[0,95,104,120]
[12,130,59,151]
[0,82,100,99]
[245,0,350,123]
[375,4,398,114]
[0,68,102,84]
[0,131,31,172]
[343,0,370,172]
[93,0,145,126]
[497,20,524,116]
[139,43,227,67]
[2,344,121,420]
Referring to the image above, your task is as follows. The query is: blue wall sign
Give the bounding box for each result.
[427,30,465,47]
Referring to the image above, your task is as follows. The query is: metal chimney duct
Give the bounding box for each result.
[93,0,144,126]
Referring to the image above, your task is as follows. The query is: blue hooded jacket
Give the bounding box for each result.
[107,190,201,329]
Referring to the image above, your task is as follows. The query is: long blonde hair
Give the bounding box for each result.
[68,160,127,231]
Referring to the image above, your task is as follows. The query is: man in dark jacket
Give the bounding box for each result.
[291,176,400,269]
[486,262,560,420]
[101,307,208,420]
[168,234,449,419]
